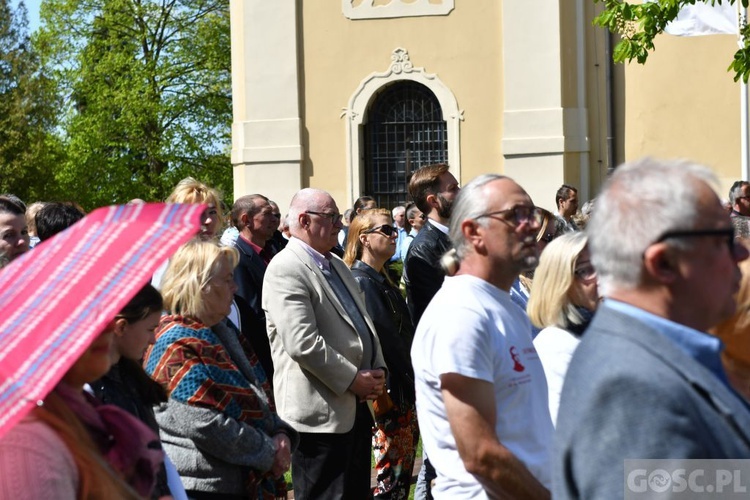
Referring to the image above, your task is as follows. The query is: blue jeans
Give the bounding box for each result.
[413,453,435,500]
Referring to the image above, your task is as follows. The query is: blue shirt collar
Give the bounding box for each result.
[605,299,728,384]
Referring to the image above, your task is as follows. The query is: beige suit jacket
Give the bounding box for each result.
[262,240,386,433]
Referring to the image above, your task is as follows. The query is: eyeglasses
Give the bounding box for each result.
[574,264,597,282]
[475,205,544,228]
[364,224,395,237]
[653,227,736,254]
[305,211,343,224]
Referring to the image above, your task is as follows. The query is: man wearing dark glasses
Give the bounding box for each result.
[554,158,750,499]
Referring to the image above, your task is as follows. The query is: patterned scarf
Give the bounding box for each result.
[146,315,286,499]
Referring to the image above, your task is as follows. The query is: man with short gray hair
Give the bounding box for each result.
[411,174,553,499]
[263,188,387,499]
[554,158,750,499]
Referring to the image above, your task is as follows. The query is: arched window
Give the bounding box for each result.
[364,81,448,209]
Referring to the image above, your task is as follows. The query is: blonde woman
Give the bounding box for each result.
[152,177,223,288]
[344,209,418,500]
[166,177,223,240]
[144,240,297,499]
[527,232,598,424]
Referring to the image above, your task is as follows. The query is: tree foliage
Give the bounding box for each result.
[0,0,63,202]
[594,0,750,82]
[35,0,233,208]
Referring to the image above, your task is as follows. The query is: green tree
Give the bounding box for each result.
[36,0,232,209]
[594,0,750,82]
[0,0,63,202]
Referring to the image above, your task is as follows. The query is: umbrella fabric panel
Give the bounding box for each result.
[0,203,204,440]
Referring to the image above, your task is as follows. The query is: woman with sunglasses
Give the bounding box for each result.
[526,232,599,425]
[344,209,418,500]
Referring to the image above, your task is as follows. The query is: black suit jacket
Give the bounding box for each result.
[233,235,267,318]
[402,220,452,325]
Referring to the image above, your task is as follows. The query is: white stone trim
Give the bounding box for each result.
[342,0,454,20]
[341,48,462,205]
[229,0,302,201]
[502,108,589,156]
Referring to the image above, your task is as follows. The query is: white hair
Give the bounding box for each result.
[288,188,332,233]
[588,157,718,295]
[392,206,405,217]
[447,174,506,263]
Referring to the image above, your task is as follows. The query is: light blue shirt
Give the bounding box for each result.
[605,299,728,386]
[390,226,408,262]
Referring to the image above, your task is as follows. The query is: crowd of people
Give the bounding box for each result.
[3,156,750,499]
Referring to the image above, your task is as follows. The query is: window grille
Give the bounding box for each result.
[363,81,447,209]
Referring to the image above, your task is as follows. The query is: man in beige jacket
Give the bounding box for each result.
[263,188,386,500]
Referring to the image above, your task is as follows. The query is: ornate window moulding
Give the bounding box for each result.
[342,0,455,20]
[341,48,463,204]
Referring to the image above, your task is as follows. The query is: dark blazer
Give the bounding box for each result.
[402,220,452,325]
[350,260,415,406]
[229,294,274,385]
[553,304,750,500]
[233,235,267,318]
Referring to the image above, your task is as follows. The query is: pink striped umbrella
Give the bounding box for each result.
[0,202,205,439]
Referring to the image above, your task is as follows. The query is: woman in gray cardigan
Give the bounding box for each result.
[144,240,298,500]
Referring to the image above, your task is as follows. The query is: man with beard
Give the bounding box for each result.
[403,163,460,325]
[411,174,553,499]
[403,164,460,499]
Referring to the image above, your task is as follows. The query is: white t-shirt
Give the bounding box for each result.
[533,325,581,425]
[411,274,554,499]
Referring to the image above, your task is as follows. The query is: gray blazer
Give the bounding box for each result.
[262,241,386,433]
[553,304,750,499]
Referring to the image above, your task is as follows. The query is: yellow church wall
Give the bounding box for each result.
[618,33,741,197]
[300,1,503,206]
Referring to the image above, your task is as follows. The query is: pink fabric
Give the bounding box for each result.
[56,383,163,497]
[0,203,204,441]
[0,418,78,499]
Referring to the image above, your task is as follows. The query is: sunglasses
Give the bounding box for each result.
[364,224,396,237]
[475,205,544,228]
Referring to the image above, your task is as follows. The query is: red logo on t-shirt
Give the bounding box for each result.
[510,346,525,372]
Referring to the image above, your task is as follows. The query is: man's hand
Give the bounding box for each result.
[270,433,292,478]
[348,369,386,401]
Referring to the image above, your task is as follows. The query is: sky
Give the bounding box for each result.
[16,0,41,32]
